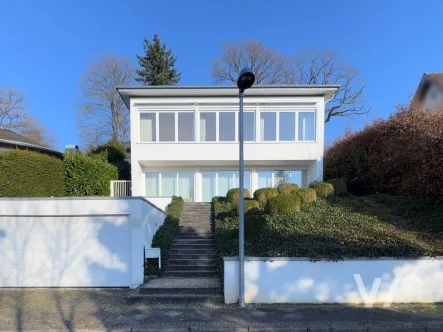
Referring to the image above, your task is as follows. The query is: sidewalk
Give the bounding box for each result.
[0,289,442,331]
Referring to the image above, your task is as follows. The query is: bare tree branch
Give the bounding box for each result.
[77,54,134,146]
[292,48,370,122]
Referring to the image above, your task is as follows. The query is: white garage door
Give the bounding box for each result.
[0,215,130,287]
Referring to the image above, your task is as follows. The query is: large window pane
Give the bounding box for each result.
[260,112,276,141]
[258,171,273,189]
[159,113,175,142]
[140,113,156,142]
[219,112,235,141]
[218,171,234,196]
[161,172,176,196]
[145,172,159,196]
[233,171,251,195]
[279,112,295,141]
[202,172,216,202]
[178,113,194,141]
[274,170,291,187]
[298,112,315,141]
[244,112,255,141]
[178,172,194,202]
[291,170,303,187]
[200,112,216,141]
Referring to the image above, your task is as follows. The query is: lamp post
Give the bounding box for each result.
[236,68,255,308]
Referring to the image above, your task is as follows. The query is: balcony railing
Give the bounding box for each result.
[110,180,132,197]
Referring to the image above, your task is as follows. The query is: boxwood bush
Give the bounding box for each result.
[297,188,317,204]
[265,194,301,214]
[0,150,65,197]
[326,178,348,195]
[277,183,300,195]
[64,152,118,196]
[151,196,184,275]
[253,188,279,204]
[226,188,251,204]
[309,182,334,198]
[233,199,261,215]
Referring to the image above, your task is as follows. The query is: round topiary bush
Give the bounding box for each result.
[277,183,300,195]
[309,182,334,198]
[265,194,301,214]
[233,199,261,215]
[326,178,348,195]
[226,188,251,204]
[253,188,279,203]
[297,188,317,204]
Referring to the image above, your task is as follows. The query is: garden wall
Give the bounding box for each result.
[224,257,443,304]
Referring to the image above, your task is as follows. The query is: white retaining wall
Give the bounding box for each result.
[0,197,165,288]
[224,257,443,304]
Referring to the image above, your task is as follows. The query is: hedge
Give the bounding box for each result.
[0,150,65,197]
[226,188,251,203]
[265,194,301,214]
[297,188,317,204]
[253,188,279,204]
[277,183,299,195]
[309,182,334,198]
[64,152,118,196]
[88,141,131,180]
[151,196,184,275]
[233,199,261,215]
[324,106,443,202]
[326,178,347,195]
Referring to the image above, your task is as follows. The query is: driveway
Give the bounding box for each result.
[0,289,442,331]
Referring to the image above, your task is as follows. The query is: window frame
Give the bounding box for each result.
[144,170,196,202]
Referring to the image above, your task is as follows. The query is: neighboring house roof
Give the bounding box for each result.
[411,73,443,109]
[117,85,340,109]
[0,129,63,158]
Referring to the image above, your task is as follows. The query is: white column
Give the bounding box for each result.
[251,169,258,195]
[195,169,202,202]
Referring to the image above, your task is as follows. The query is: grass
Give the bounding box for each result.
[213,194,443,259]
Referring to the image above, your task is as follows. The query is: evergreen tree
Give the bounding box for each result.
[136,34,181,85]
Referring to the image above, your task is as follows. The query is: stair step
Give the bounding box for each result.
[169,254,218,260]
[167,259,218,266]
[169,249,216,255]
[140,287,221,295]
[130,293,224,303]
[172,239,214,245]
[169,244,215,250]
[167,264,217,271]
[164,270,218,277]
[175,234,214,239]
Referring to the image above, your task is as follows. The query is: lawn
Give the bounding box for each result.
[213,194,443,260]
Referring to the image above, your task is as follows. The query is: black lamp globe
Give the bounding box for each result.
[237,68,255,91]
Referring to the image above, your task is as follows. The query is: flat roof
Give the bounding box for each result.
[117,85,339,108]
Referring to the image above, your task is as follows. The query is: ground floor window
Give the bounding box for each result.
[201,170,251,202]
[257,170,303,189]
[145,171,195,202]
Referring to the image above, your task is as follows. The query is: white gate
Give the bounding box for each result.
[110,180,132,197]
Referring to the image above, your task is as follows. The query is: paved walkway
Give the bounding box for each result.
[0,289,442,331]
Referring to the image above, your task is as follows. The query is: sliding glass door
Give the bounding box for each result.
[202,172,216,202]
[145,171,195,202]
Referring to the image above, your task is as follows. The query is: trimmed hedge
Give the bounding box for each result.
[0,150,65,197]
[265,194,301,214]
[277,183,299,195]
[233,199,261,215]
[326,178,348,195]
[226,188,251,203]
[253,188,279,203]
[297,188,317,204]
[309,182,334,198]
[151,196,184,275]
[64,152,118,196]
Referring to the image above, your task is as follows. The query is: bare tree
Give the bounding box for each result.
[0,88,57,147]
[211,40,293,85]
[77,54,134,146]
[292,49,369,123]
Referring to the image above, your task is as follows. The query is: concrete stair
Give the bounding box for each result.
[133,202,222,302]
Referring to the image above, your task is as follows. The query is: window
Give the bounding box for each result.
[219,112,235,141]
[159,113,175,142]
[279,112,295,141]
[202,172,216,202]
[298,112,315,141]
[258,171,273,189]
[258,170,304,189]
[178,172,194,202]
[244,112,255,141]
[178,113,194,141]
[233,171,251,195]
[161,172,176,196]
[200,112,216,141]
[274,170,291,187]
[218,171,235,197]
[260,112,276,141]
[140,113,156,142]
[145,171,194,201]
[145,172,159,196]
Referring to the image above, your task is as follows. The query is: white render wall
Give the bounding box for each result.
[224,257,443,304]
[0,197,165,288]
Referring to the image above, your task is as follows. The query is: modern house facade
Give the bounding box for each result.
[411,73,443,110]
[118,85,338,210]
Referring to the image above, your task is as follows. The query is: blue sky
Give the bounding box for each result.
[1,0,442,150]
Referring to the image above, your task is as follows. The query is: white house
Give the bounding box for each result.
[117,85,338,210]
[411,73,443,110]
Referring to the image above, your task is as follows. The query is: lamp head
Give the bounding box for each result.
[237,68,255,91]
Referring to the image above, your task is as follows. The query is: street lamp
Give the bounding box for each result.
[237,68,255,308]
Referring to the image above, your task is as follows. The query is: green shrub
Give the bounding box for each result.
[88,141,131,180]
[265,195,301,214]
[226,188,251,203]
[64,152,118,196]
[0,150,65,197]
[232,199,261,215]
[277,183,300,195]
[297,188,317,204]
[309,182,334,198]
[151,196,184,275]
[326,178,348,195]
[253,188,279,203]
